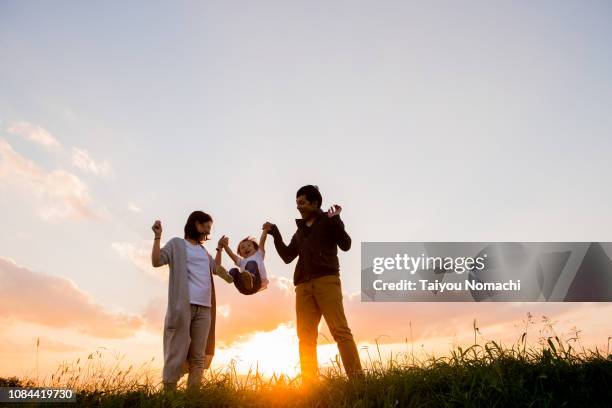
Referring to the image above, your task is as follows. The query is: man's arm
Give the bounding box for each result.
[264,222,298,264]
[334,218,351,251]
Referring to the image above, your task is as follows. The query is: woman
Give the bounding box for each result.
[151,210,219,391]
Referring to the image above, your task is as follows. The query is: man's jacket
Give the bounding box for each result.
[268,209,351,285]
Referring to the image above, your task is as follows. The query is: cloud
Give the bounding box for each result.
[128,202,142,213]
[4,121,112,179]
[141,296,166,331]
[5,121,60,149]
[217,304,231,318]
[0,257,144,338]
[0,140,100,221]
[111,241,168,281]
[0,336,85,353]
[71,147,111,177]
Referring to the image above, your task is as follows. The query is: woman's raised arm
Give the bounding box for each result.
[151,220,163,267]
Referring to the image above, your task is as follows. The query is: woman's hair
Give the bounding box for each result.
[184,210,213,242]
[237,236,259,257]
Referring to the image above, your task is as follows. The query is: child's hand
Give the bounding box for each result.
[262,222,274,233]
[327,204,342,218]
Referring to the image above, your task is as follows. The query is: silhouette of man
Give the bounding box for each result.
[264,185,363,383]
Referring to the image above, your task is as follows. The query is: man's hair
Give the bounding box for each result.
[296,185,322,208]
[237,236,259,257]
[184,210,213,242]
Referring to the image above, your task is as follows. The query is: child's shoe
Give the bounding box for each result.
[240,269,254,290]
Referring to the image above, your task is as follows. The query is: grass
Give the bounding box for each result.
[2,316,611,407]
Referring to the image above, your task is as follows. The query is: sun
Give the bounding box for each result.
[212,322,341,378]
[212,323,300,377]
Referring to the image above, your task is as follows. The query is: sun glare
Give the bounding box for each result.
[212,322,341,378]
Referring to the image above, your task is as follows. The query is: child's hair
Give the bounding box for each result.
[237,236,259,257]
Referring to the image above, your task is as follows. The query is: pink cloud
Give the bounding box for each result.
[0,257,143,338]
[0,336,85,353]
[71,147,111,177]
[111,241,168,281]
[0,140,100,221]
[5,121,60,149]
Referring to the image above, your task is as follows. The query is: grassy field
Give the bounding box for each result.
[2,323,611,407]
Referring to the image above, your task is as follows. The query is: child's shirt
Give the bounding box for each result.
[235,249,269,289]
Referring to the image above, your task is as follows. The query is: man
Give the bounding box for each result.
[264,185,363,383]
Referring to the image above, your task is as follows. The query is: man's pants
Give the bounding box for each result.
[295,274,363,381]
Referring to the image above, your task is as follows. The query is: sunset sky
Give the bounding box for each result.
[1,1,611,381]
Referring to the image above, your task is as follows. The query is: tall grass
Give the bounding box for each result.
[3,315,611,407]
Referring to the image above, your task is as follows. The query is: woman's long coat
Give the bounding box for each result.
[159,237,216,383]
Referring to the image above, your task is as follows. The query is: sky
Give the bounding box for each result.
[1,0,611,382]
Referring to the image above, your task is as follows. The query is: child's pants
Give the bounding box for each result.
[229,260,262,295]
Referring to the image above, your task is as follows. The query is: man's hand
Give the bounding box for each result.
[327,204,342,218]
[218,235,229,248]
[263,222,280,238]
[152,220,162,238]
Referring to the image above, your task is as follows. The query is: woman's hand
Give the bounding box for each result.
[218,235,229,249]
[152,220,163,238]
[151,220,163,267]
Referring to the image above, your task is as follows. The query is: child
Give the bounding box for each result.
[214,230,269,295]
